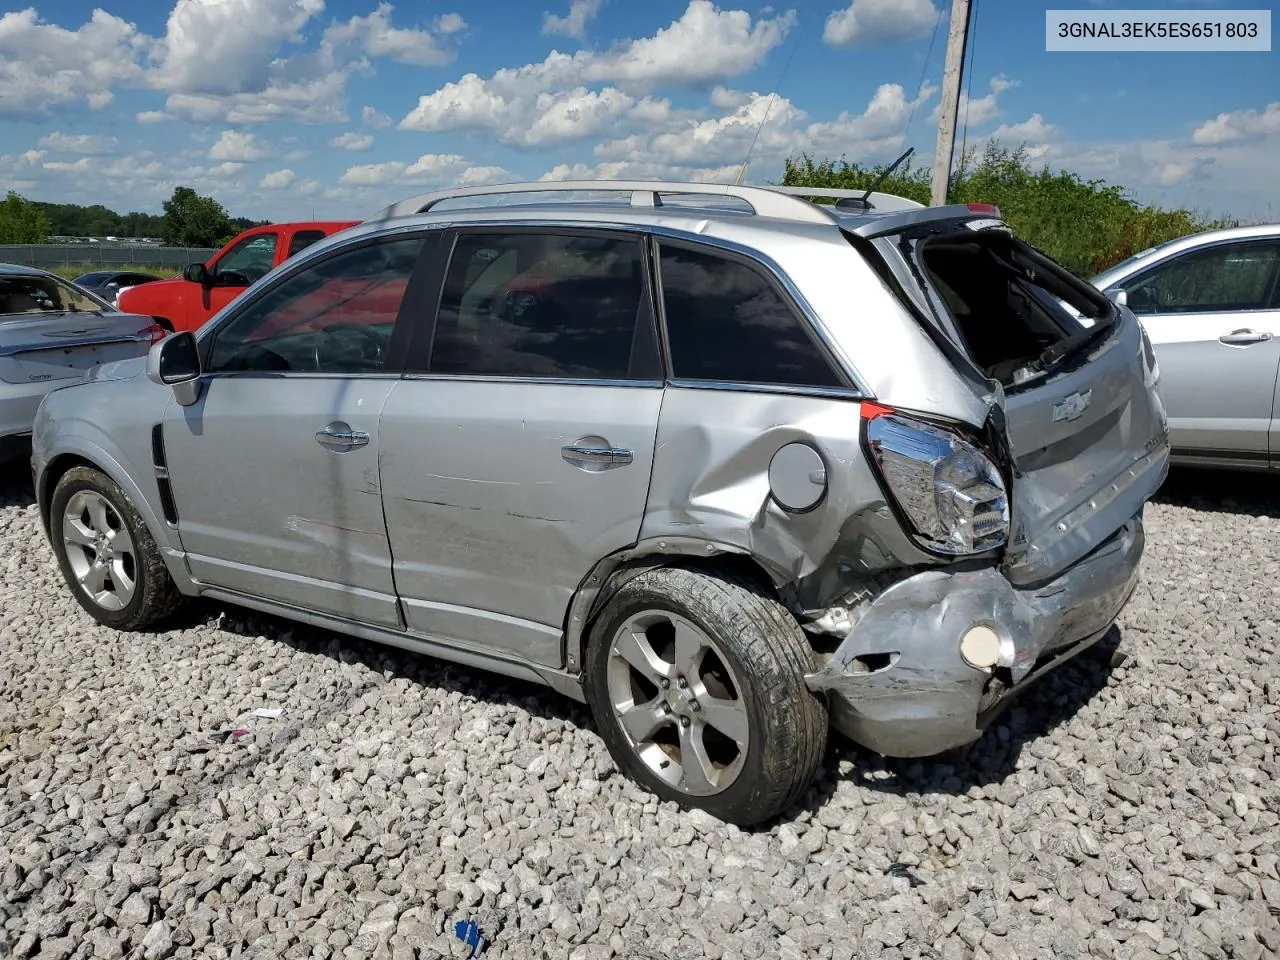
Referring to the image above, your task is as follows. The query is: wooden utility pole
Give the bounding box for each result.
[930,0,973,206]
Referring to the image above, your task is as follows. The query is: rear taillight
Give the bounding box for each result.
[862,403,1009,556]
[140,322,168,345]
[966,203,1001,216]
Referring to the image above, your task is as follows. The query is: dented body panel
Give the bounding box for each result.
[807,517,1144,756]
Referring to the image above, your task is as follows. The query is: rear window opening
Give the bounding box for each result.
[915,229,1113,387]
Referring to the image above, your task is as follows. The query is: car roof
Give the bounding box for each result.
[0,262,54,278]
[332,180,998,253]
[1092,222,1280,284]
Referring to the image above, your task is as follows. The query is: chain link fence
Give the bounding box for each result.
[0,244,218,270]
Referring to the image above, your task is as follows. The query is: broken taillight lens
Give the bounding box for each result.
[862,403,1009,556]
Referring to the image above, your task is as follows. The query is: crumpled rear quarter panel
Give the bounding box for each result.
[639,387,935,610]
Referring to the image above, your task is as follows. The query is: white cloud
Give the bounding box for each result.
[456,165,512,186]
[543,0,602,40]
[43,157,95,173]
[0,8,152,119]
[989,113,1057,144]
[19,150,45,167]
[260,168,297,189]
[362,105,392,128]
[436,12,466,34]
[151,0,324,96]
[932,75,1016,129]
[824,0,940,47]
[38,132,119,155]
[166,72,349,125]
[136,110,172,124]
[209,129,269,162]
[582,1,794,88]
[330,132,374,151]
[400,1,794,148]
[338,153,509,188]
[207,160,246,178]
[322,2,462,68]
[1192,102,1280,145]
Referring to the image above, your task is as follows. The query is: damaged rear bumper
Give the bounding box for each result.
[805,515,1145,757]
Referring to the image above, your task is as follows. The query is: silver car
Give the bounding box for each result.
[0,264,170,462]
[31,182,1168,824]
[1093,224,1280,471]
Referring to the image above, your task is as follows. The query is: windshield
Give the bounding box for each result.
[0,273,111,317]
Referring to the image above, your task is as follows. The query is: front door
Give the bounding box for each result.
[1119,238,1280,466]
[378,228,665,667]
[163,233,429,626]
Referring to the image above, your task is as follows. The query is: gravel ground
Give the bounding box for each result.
[1,463,1278,960]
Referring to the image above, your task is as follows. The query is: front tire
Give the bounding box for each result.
[50,466,185,631]
[585,565,828,826]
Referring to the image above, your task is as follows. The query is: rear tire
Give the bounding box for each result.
[585,565,828,826]
[50,466,185,631]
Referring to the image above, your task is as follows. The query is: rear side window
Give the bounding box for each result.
[1120,239,1280,314]
[428,231,658,380]
[657,244,842,388]
[288,230,327,258]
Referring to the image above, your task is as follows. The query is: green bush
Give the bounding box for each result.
[781,144,1232,276]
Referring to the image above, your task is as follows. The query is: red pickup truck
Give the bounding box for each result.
[118,220,359,333]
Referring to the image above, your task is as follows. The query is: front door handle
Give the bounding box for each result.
[561,444,634,469]
[316,422,370,451]
[1219,329,1273,346]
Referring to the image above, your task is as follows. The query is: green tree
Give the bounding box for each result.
[162,186,234,247]
[0,191,51,243]
[781,144,1228,275]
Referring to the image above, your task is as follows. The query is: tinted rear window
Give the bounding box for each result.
[429,231,658,380]
[657,244,842,388]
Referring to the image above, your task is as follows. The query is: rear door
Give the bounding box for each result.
[378,227,664,668]
[1112,238,1280,467]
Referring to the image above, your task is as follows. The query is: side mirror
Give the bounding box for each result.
[1104,287,1128,309]
[146,331,202,406]
[183,262,211,286]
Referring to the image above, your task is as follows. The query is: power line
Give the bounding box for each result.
[735,12,805,185]
[958,0,981,175]
[903,9,946,147]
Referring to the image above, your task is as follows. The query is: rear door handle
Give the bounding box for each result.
[316,423,370,451]
[1219,329,1273,346]
[561,444,633,468]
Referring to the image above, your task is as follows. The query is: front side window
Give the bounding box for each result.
[1121,240,1280,315]
[206,236,424,374]
[658,244,843,388]
[428,231,655,380]
[213,232,279,285]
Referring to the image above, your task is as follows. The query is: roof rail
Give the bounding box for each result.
[369,180,924,225]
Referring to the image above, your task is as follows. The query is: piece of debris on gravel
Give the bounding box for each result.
[1,465,1277,959]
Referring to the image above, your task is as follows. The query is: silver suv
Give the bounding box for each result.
[31,181,1169,825]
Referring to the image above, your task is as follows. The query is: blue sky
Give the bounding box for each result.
[1,0,1276,223]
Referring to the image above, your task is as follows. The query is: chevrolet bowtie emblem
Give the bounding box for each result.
[1052,389,1093,423]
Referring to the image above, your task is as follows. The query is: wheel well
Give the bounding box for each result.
[38,454,95,534]
[566,550,788,671]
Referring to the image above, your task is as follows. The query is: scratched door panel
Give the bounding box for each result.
[378,378,662,667]
[162,376,401,626]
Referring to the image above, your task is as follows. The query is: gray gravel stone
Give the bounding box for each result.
[1,468,1279,960]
